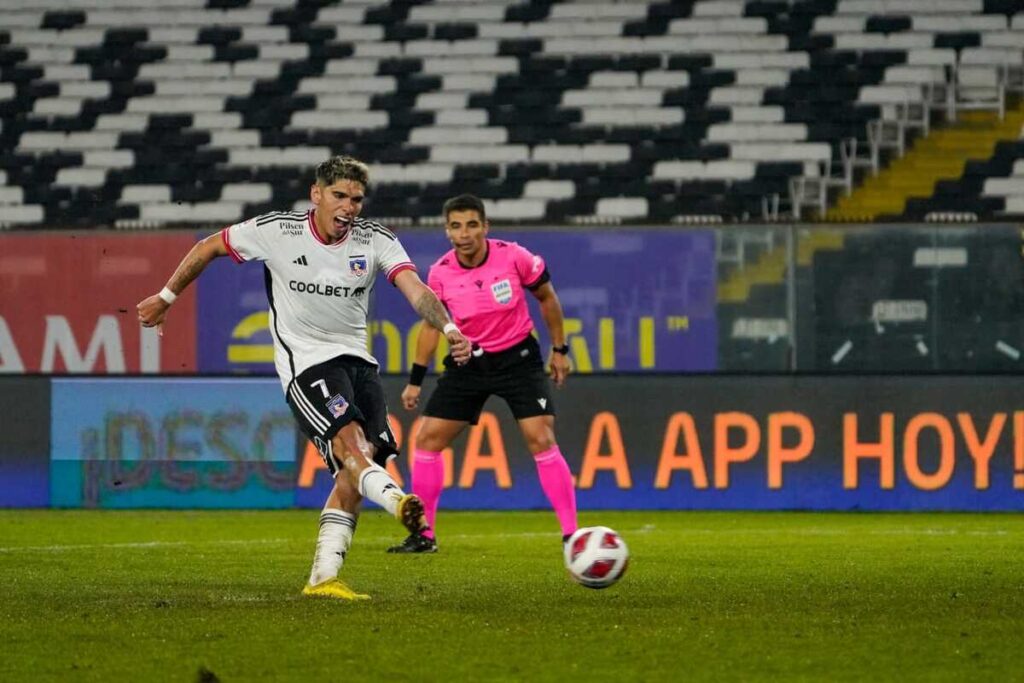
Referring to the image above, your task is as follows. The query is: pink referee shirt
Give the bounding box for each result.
[427,239,546,353]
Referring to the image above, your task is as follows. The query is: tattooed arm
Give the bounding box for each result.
[137,231,229,333]
[394,270,472,364]
[412,287,452,331]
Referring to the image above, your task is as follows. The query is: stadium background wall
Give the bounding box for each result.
[5,375,1021,511]
[0,229,716,375]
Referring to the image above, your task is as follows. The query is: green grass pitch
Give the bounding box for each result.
[1,510,1022,682]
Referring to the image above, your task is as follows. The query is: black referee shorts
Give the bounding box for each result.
[423,335,556,425]
[286,355,398,475]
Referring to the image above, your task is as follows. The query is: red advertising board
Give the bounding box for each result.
[0,233,197,373]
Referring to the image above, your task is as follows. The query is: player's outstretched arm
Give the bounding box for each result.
[393,270,472,364]
[531,282,570,387]
[136,231,229,334]
[402,323,441,411]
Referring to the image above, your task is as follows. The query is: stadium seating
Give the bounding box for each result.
[981,153,1024,214]
[0,0,1021,227]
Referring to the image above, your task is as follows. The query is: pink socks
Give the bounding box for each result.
[411,449,444,540]
[533,445,578,537]
[412,444,578,540]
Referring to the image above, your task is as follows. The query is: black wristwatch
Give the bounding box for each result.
[552,344,570,355]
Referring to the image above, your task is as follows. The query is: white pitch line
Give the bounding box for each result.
[0,528,656,554]
[0,538,295,553]
[0,524,1014,553]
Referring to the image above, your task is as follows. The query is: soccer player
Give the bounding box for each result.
[391,193,577,553]
[136,156,472,599]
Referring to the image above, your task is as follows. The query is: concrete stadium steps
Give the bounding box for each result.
[717,228,844,303]
[827,102,1024,221]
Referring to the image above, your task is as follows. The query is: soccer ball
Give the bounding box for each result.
[563,526,629,589]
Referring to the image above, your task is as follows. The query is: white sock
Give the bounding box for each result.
[308,508,357,586]
[357,464,405,516]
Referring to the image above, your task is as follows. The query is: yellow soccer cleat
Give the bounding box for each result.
[302,578,371,601]
[395,494,429,535]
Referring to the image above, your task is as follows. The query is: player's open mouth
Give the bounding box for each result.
[333,216,351,230]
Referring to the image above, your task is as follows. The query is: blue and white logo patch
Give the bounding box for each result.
[326,393,349,418]
[491,279,512,304]
[349,256,367,277]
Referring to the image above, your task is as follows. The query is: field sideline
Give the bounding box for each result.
[1,510,1021,682]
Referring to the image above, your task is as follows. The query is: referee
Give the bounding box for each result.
[391,194,578,554]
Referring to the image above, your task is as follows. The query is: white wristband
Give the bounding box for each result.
[442,322,459,336]
[158,287,177,305]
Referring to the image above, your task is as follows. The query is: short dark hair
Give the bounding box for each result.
[316,155,370,189]
[443,194,486,222]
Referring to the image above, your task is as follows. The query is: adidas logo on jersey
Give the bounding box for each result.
[537,398,547,409]
[293,255,308,266]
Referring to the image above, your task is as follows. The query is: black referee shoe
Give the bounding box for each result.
[387,532,438,554]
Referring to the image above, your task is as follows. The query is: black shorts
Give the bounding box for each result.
[286,355,398,475]
[424,335,555,425]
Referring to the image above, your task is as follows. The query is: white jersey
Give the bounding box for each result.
[222,209,415,392]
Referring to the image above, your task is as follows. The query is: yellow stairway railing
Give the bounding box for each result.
[827,103,1024,221]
